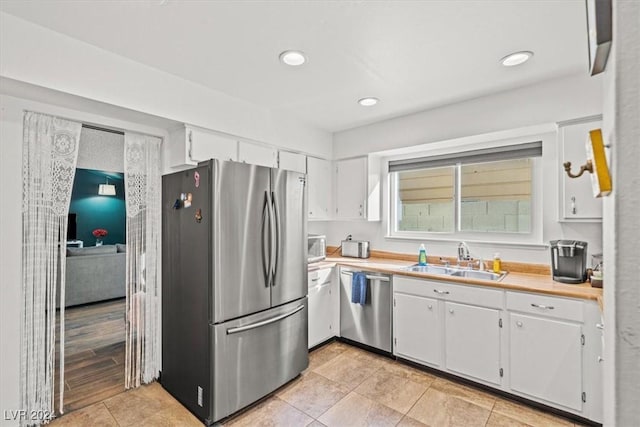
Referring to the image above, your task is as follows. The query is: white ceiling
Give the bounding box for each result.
[0,1,589,133]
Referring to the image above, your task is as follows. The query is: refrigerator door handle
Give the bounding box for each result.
[270,191,280,286]
[262,191,271,287]
[226,304,305,335]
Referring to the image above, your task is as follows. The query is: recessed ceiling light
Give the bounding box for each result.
[279,50,306,66]
[500,51,533,67]
[358,97,379,107]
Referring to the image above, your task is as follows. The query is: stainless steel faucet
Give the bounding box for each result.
[457,242,471,262]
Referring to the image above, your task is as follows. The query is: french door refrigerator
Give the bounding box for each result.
[161,159,308,425]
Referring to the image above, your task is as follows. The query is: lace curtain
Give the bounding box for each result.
[124,132,162,388]
[21,112,81,422]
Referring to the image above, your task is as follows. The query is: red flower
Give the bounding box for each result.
[92,228,108,238]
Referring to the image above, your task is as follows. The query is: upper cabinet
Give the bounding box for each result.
[279,151,307,174]
[307,157,332,220]
[558,116,603,221]
[334,156,381,221]
[168,125,237,167]
[238,141,278,168]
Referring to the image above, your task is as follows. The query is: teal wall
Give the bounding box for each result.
[69,169,126,246]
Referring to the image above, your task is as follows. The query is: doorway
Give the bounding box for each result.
[54,126,127,414]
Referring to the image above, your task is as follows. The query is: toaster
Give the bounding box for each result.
[341,239,370,259]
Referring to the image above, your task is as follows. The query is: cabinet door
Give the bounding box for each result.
[560,119,603,220]
[394,293,441,367]
[445,302,501,385]
[307,157,332,220]
[308,282,333,348]
[335,157,367,220]
[279,151,306,173]
[238,141,278,168]
[168,125,237,167]
[189,127,238,163]
[510,313,583,411]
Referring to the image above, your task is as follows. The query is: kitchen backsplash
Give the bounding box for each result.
[308,220,602,267]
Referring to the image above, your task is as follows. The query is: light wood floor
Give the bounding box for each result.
[51,339,584,427]
[54,298,126,414]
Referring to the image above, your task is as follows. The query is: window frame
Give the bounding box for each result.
[386,140,544,246]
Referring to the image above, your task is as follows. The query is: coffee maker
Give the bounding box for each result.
[550,240,588,284]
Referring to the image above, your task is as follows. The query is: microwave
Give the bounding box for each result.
[308,234,326,263]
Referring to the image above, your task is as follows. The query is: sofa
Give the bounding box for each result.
[57,244,126,307]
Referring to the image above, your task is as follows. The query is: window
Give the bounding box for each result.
[390,142,541,237]
[397,166,455,232]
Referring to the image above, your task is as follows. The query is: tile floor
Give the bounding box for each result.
[51,341,583,426]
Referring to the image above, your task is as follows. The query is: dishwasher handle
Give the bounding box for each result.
[341,271,390,282]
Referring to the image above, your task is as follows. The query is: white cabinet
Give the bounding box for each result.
[444,302,501,385]
[558,116,603,221]
[279,151,306,173]
[393,293,441,367]
[334,156,380,221]
[168,125,237,167]
[308,268,335,348]
[307,157,332,220]
[505,291,603,421]
[393,276,502,384]
[238,141,278,168]
[390,275,602,423]
[308,281,333,348]
[509,313,583,411]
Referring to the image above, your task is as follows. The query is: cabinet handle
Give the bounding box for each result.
[516,321,523,327]
[597,356,604,363]
[531,303,554,310]
[571,196,577,215]
[311,278,319,282]
[449,308,454,314]
[427,304,433,310]
[596,323,604,330]
[434,289,450,295]
[188,130,193,161]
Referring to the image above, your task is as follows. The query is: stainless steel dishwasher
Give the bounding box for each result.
[339,267,392,353]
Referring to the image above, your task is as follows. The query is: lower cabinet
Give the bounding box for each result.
[394,293,441,367]
[509,313,583,411]
[308,267,335,348]
[393,277,503,386]
[392,276,603,423]
[444,302,501,385]
[308,281,333,348]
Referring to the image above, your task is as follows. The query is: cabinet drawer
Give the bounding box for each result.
[308,268,332,287]
[394,276,433,297]
[506,291,583,322]
[439,282,503,309]
[393,276,502,309]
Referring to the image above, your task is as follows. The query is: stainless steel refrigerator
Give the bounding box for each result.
[161,159,308,425]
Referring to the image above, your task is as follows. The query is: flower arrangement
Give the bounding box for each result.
[92,228,108,238]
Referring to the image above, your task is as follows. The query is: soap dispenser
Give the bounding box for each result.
[418,244,427,266]
[493,253,502,273]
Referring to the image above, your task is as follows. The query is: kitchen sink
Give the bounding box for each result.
[449,269,506,281]
[402,264,507,282]
[403,265,451,275]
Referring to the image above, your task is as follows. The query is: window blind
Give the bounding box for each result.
[388,141,542,173]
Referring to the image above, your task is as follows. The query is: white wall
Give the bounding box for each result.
[602,1,640,425]
[316,74,604,264]
[334,73,602,159]
[0,12,333,160]
[0,94,170,426]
